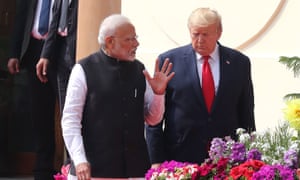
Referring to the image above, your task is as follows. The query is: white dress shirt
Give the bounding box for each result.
[196,44,220,94]
[62,64,165,179]
[32,0,55,39]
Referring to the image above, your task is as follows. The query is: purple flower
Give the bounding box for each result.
[230,142,246,163]
[284,149,299,168]
[209,138,227,160]
[252,164,296,180]
[247,148,262,160]
[252,165,276,179]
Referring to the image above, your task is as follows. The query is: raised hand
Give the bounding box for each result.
[143,58,175,95]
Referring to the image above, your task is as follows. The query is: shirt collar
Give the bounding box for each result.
[196,44,220,63]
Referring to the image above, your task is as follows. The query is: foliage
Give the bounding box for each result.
[279,56,300,78]
[279,56,300,100]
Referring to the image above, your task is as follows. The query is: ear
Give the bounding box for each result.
[216,31,222,41]
[216,27,222,40]
[105,36,114,47]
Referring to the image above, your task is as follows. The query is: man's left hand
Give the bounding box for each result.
[143,58,175,95]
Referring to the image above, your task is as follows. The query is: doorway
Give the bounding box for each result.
[0,0,64,177]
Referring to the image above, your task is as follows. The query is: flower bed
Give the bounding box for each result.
[146,98,300,179]
[55,98,300,180]
[146,120,300,179]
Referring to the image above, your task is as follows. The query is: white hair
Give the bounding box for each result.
[98,14,132,46]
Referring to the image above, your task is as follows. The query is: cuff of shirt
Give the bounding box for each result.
[73,155,89,167]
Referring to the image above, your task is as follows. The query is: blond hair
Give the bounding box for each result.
[187,8,222,32]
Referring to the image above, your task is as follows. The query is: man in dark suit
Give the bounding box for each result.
[145,7,256,167]
[35,0,78,172]
[36,0,78,112]
[7,0,57,179]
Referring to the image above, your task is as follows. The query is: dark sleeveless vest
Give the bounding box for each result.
[78,50,150,178]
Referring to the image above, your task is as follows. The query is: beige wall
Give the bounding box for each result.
[76,0,121,60]
[121,0,300,131]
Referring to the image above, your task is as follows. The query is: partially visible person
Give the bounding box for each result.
[146,7,256,168]
[36,0,78,112]
[7,0,57,179]
[61,14,175,180]
[35,0,78,167]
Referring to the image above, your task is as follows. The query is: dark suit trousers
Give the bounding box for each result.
[22,37,57,180]
[55,42,74,113]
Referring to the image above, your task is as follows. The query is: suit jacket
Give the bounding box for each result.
[9,0,38,63]
[40,0,78,70]
[145,43,255,165]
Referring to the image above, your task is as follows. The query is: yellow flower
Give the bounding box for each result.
[283,98,300,130]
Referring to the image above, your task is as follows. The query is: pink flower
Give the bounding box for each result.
[61,163,70,177]
[53,164,69,180]
[53,173,67,180]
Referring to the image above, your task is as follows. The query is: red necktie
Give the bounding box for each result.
[202,56,215,112]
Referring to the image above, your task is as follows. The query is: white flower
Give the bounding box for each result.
[261,143,271,151]
[236,128,246,135]
[290,141,300,150]
[239,133,251,143]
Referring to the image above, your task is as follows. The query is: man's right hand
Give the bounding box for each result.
[7,58,20,74]
[151,163,161,169]
[76,162,91,180]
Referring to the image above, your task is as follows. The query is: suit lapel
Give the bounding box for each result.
[183,45,207,108]
[212,45,233,110]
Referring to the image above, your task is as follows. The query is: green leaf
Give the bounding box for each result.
[283,93,300,101]
[279,56,300,77]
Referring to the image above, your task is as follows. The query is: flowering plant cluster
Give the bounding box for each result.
[146,97,300,179]
[145,160,200,180]
[146,122,300,180]
[200,126,300,180]
[53,163,69,180]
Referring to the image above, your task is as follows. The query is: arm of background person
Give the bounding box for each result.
[36,0,61,82]
[237,55,256,132]
[9,0,28,59]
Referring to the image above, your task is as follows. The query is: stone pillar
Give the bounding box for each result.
[76,0,121,60]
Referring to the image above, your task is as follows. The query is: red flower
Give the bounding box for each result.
[197,157,231,179]
[198,163,213,176]
[228,159,265,180]
[216,157,230,173]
